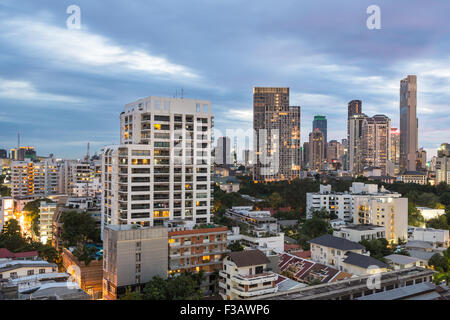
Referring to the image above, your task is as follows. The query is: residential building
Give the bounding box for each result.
[101,97,214,236]
[348,113,367,175]
[361,114,391,175]
[10,159,59,198]
[0,249,39,262]
[327,140,344,170]
[399,75,418,173]
[412,228,449,249]
[38,201,57,244]
[253,87,301,181]
[308,234,389,276]
[306,184,353,221]
[390,128,401,175]
[219,250,278,300]
[333,224,386,243]
[308,129,325,171]
[384,254,425,270]
[435,145,450,184]
[0,197,14,231]
[255,267,435,300]
[416,148,427,171]
[102,224,168,300]
[0,260,57,280]
[168,224,228,295]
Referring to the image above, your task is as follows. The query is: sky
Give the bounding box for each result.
[0,0,449,160]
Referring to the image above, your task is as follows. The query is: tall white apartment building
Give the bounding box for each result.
[59,160,102,197]
[307,183,408,243]
[101,97,213,236]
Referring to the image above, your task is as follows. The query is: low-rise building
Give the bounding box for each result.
[416,207,446,221]
[384,254,425,270]
[219,250,278,300]
[168,224,229,295]
[0,260,57,280]
[38,201,57,244]
[102,225,168,300]
[397,171,428,185]
[62,246,103,300]
[308,234,389,276]
[412,228,449,249]
[333,224,386,243]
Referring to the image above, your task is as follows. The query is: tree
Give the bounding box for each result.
[360,238,393,260]
[228,241,244,252]
[429,253,448,273]
[72,244,98,266]
[298,217,332,250]
[427,215,449,231]
[142,272,204,300]
[61,210,100,247]
[120,287,143,300]
[408,204,425,227]
[269,192,283,209]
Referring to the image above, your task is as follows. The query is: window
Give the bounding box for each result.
[136,264,141,273]
[136,253,141,262]
[27,270,34,276]
[203,104,208,112]
[196,103,201,112]
[154,100,160,110]
[255,266,263,274]
[39,269,46,274]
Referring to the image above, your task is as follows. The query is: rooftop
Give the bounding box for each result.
[357,282,449,300]
[343,252,390,269]
[341,224,384,231]
[227,250,270,268]
[308,234,365,251]
[384,254,421,266]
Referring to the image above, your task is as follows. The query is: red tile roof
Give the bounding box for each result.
[291,251,311,259]
[0,248,39,259]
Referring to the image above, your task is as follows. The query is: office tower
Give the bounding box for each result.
[253,87,301,181]
[341,139,349,171]
[390,128,400,174]
[102,97,214,235]
[348,100,362,119]
[309,129,324,171]
[348,113,367,176]
[361,115,391,174]
[215,137,232,166]
[416,148,427,171]
[10,159,59,198]
[313,115,327,151]
[242,149,251,166]
[10,147,36,161]
[400,75,418,172]
[436,143,450,185]
[102,225,168,300]
[327,140,344,169]
[302,142,309,169]
[0,149,7,159]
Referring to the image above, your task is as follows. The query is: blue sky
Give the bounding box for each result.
[0,0,449,159]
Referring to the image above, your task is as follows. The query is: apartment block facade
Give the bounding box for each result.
[101,97,214,235]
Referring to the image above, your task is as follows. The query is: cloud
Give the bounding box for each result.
[0,17,200,81]
[0,78,80,103]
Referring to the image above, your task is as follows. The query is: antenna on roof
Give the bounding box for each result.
[181,88,184,99]
[18,131,20,149]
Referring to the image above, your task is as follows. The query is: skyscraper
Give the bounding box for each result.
[361,115,391,174]
[253,87,301,181]
[215,137,232,166]
[313,115,327,144]
[313,115,327,156]
[348,100,362,119]
[390,128,401,175]
[400,75,418,172]
[309,129,324,171]
[348,113,367,176]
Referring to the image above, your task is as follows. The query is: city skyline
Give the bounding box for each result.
[0,1,449,159]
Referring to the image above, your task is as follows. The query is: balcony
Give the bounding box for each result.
[231,272,278,285]
[231,286,278,298]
